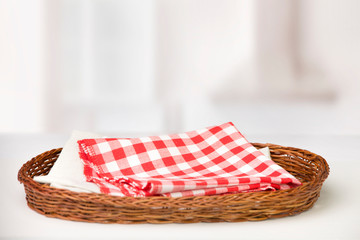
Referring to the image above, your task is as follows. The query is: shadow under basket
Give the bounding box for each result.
[18,143,329,224]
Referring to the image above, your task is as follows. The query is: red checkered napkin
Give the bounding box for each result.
[78,122,301,197]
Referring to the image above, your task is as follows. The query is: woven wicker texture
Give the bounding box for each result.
[18,143,329,224]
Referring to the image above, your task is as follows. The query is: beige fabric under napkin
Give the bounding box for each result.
[33,130,102,193]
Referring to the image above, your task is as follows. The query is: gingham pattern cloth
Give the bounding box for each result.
[78,122,301,197]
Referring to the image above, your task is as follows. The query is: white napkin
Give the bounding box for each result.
[259,147,271,159]
[33,130,102,193]
[34,130,272,194]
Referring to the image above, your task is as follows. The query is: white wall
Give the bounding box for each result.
[298,0,360,134]
[1,0,360,135]
[0,0,45,133]
[43,0,161,134]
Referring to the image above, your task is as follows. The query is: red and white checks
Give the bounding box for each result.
[78,122,301,197]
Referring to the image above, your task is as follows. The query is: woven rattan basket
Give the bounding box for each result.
[18,143,329,224]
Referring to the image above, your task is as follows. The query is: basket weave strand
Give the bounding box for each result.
[18,143,329,224]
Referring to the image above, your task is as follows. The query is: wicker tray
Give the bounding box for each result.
[18,143,329,224]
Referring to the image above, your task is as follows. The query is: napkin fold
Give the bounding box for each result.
[78,122,301,197]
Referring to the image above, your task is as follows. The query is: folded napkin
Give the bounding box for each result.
[33,129,271,193]
[78,122,301,197]
[34,130,101,193]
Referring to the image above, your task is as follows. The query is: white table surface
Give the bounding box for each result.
[1,133,359,240]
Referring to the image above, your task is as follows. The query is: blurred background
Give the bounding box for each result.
[1,0,360,136]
